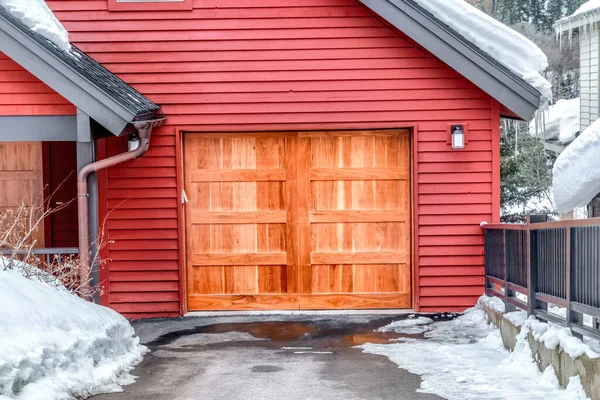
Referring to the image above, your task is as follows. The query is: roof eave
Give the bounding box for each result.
[555,11,600,33]
[0,13,144,136]
[360,0,541,121]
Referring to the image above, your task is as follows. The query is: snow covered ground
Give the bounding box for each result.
[0,0,70,51]
[413,0,551,105]
[0,261,146,400]
[361,302,590,400]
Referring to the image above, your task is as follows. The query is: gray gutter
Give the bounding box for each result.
[0,13,136,135]
[360,0,543,120]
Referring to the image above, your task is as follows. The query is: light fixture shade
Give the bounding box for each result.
[128,133,141,151]
[452,131,465,149]
[451,125,466,149]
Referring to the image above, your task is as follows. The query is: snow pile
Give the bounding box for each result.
[362,305,590,399]
[412,0,552,105]
[479,294,506,313]
[504,310,528,327]
[377,317,433,335]
[529,98,580,144]
[552,117,600,213]
[0,265,146,399]
[513,314,600,359]
[0,0,70,52]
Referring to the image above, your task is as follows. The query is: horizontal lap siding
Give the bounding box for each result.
[45,0,494,315]
[0,53,75,115]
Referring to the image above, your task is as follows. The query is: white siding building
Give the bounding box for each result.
[555,4,600,131]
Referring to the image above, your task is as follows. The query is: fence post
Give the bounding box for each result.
[566,227,584,339]
[504,229,516,312]
[527,216,534,317]
[527,215,548,317]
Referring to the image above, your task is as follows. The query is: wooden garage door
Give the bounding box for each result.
[184,130,411,310]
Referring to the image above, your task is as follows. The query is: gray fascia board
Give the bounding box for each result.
[360,0,540,120]
[0,19,132,135]
[0,116,76,141]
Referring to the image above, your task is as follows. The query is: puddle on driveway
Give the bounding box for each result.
[149,314,459,352]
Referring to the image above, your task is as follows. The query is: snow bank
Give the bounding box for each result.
[412,0,552,105]
[0,265,146,399]
[529,98,580,143]
[361,305,590,399]
[552,117,600,213]
[0,0,70,52]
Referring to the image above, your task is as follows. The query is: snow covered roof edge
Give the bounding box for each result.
[0,5,160,135]
[555,1,600,32]
[360,0,546,120]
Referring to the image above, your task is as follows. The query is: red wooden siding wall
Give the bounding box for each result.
[2,0,499,317]
[0,52,75,115]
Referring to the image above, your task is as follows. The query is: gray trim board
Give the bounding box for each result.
[360,0,542,120]
[0,6,159,136]
[0,24,129,135]
[0,116,76,141]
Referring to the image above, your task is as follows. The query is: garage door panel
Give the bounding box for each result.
[185,133,298,308]
[312,222,404,252]
[190,264,290,295]
[299,130,411,308]
[311,180,407,210]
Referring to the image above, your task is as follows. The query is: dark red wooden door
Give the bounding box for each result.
[46,142,78,248]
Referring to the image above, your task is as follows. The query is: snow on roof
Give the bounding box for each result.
[529,98,580,144]
[572,0,600,17]
[555,0,600,32]
[553,117,600,213]
[0,0,70,52]
[412,0,552,105]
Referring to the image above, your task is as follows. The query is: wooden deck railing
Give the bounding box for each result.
[483,217,600,340]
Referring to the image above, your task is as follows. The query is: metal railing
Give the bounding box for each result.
[483,216,600,340]
[1,247,79,267]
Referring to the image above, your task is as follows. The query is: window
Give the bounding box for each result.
[108,0,193,11]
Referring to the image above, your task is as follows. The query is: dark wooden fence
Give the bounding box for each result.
[483,217,600,340]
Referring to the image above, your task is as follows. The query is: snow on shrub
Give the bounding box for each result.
[0,265,146,399]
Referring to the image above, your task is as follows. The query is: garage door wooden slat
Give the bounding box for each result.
[191,210,287,224]
[190,168,286,182]
[310,167,407,181]
[311,251,408,265]
[310,210,407,223]
[188,294,300,311]
[191,252,287,266]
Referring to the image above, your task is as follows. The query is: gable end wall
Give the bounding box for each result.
[0,0,500,317]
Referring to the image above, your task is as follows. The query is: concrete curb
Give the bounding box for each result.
[481,303,600,400]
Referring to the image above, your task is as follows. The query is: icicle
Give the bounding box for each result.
[515,118,520,158]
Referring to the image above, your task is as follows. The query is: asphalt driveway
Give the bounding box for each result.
[93,314,447,400]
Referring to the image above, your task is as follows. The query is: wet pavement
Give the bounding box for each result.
[94,314,453,400]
